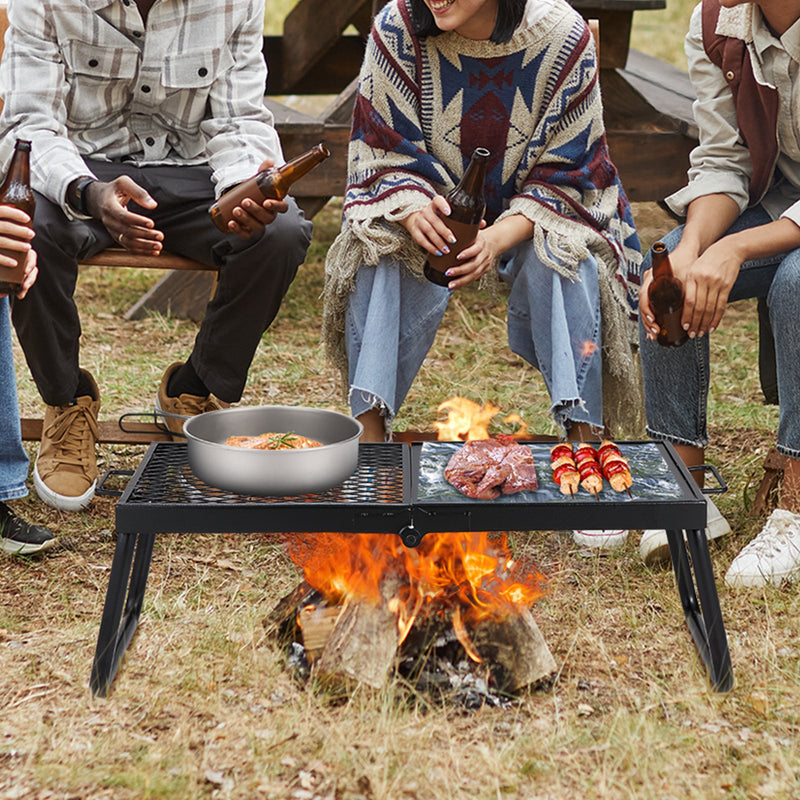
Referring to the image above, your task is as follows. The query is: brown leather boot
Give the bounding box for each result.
[34,369,100,511]
[155,362,221,439]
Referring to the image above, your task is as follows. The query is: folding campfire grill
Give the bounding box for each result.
[90,440,733,697]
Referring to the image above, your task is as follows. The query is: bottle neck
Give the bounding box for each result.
[650,245,674,281]
[265,143,330,188]
[3,142,31,182]
[455,150,488,196]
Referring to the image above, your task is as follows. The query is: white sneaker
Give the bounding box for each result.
[573,529,628,548]
[640,495,731,566]
[724,509,800,588]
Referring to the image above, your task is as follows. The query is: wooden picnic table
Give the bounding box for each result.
[266,0,697,206]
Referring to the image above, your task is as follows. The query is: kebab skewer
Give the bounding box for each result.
[597,439,633,496]
[574,442,603,498]
[549,442,580,497]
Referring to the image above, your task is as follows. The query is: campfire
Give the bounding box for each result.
[268,398,555,703]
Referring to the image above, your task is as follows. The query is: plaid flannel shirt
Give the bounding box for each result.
[0,0,281,216]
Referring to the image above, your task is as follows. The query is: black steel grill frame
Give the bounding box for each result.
[115,440,707,537]
[92,440,733,697]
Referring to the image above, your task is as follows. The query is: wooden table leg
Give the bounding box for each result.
[90,531,157,697]
[667,528,734,692]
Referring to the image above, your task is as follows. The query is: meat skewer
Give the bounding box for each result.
[549,442,579,497]
[597,439,633,496]
[574,442,603,498]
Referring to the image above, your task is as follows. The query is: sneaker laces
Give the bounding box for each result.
[43,402,100,470]
[741,511,800,558]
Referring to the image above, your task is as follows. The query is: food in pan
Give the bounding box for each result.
[224,431,322,450]
[597,439,633,492]
[444,434,538,500]
[574,442,604,497]
[550,442,580,496]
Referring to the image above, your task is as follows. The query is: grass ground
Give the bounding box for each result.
[3,196,797,800]
[3,2,799,799]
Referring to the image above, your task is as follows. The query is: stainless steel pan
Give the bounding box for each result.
[179,405,363,496]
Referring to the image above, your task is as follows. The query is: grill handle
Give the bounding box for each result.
[688,463,727,495]
[96,468,135,497]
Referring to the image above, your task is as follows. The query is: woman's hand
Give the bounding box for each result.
[439,225,497,289]
[0,205,36,298]
[400,195,459,256]
[678,238,743,337]
[15,248,38,299]
[638,243,698,341]
[639,237,738,340]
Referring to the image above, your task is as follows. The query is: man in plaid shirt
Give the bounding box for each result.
[0,0,312,512]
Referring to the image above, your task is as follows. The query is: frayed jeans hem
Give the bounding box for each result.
[348,387,394,437]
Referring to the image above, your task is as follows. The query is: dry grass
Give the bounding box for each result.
[3,198,799,800]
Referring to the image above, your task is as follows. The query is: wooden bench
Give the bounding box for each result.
[19,248,220,445]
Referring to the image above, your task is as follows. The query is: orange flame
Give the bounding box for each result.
[434,396,530,440]
[285,397,547,659]
[287,531,547,639]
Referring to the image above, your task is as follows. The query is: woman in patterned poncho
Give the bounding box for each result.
[323,0,643,446]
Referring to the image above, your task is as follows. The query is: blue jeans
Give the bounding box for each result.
[639,206,800,459]
[345,239,603,432]
[1,296,29,501]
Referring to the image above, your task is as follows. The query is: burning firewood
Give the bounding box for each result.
[268,530,553,701]
[471,607,557,693]
[263,579,321,641]
[314,575,403,691]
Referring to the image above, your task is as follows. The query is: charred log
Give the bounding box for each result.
[471,607,556,693]
[314,596,400,690]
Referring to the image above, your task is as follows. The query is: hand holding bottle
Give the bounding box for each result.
[217,157,289,238]
[0,205,36,298]
[0,205,34,268]
[640,238,740,341]
[400,197,492,287]
[208,143,330,236]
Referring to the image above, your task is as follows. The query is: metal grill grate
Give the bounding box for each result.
[125,442,407,506]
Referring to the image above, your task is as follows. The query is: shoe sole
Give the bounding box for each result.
[573,531,628,548]
[34,463,96,511]
[1,536,59,555]
[641,522,731,567]
[725,567,800,589]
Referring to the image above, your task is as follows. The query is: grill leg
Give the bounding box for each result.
[667,527,734,692]
[90,531,157,697]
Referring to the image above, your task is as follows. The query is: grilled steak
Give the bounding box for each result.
[444,435,538,499]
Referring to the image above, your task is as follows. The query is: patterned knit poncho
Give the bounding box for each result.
[323,0,644,434]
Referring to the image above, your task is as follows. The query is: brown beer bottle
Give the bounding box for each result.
[0,140,35,295]
[209,143,330,233]
[424,147,489,287]
[648,241,688,347]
